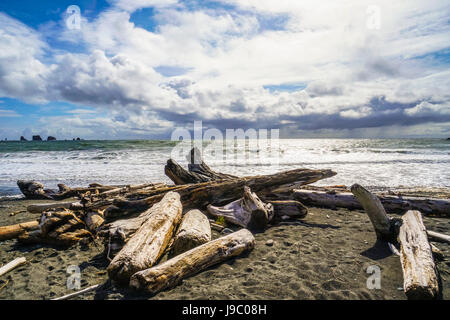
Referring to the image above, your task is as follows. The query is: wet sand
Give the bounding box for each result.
[0,197,448,300]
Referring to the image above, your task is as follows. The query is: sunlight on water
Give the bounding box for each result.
[0,139,448,196]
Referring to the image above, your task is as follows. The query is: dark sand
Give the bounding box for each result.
[0,197,448,300]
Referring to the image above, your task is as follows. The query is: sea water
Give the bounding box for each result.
[0,139,448,198]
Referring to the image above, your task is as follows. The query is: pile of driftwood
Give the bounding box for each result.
[1,147,449,299]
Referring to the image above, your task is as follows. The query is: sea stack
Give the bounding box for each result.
[32,135,42,141]
[47,136,56,141]
[20,136,27,141]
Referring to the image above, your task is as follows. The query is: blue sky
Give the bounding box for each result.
[0,0,449,140]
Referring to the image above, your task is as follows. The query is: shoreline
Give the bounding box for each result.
[0,189,448,300]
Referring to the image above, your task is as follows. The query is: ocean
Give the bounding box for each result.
[0,139,448,198]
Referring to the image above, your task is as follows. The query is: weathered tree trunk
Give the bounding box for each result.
[171,209,211,256]
[207,186,273,230]
[165,147,237,185]
[107,192,183,284]
[293,189,450,217]
[351,184,401,242]
[399,210,440,300]
[0,220,39,241]
[0,257,27,277]
[129,229,255,294]
[111,168,336,217]
[268,200,308,220]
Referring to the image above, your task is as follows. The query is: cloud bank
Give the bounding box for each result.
[0,0,449,139]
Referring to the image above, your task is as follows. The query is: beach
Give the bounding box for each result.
[1,193,448,300]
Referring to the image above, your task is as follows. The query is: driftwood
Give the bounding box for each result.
[111,168,336,217]
[268,200,308,220]
[130,229,255,294]
[0,257,27,277]
[17,180,128,201]
[171,209,211,256]
[427,230,450,244]
[207,186,274,230]
[18,210,92,246]
[350,184,401,242]
[51,284,101,300]
[0,220,39,241]
[399,210,439,300]
[107,192,183,284]
[293,189,450,217]
[165,147,237,185]
[85,211,105,233]
[27,201,83,214]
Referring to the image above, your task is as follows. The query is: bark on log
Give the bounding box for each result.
[268,200,308,220]
[427,230,450,244]
[350,184,401,242]
[0,257,27,277]
[129,229,255,294]
[107,192,183,284]
[0,220,39,241]
[207,186,273,230]
[27,201,83,214]
[399,210,440,300]
[171,209,211,256]
[293,189,450,217]
[111,168,336,217]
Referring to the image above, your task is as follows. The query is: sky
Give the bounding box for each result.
[0,0,449,140]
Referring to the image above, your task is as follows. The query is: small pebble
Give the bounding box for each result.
[221,228,233,234]
[266,239,274,246]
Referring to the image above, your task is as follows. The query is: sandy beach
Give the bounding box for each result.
[1,195,448,300]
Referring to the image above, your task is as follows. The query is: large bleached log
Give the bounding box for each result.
[112,168,336,217]
[293,189,450,217]
[0,220,39,241]
[399,210,439,300]
[0,257,27,277]
[427,230,450,244]
[351,184,401,242]
[130,229,255,295]
[171,209,211,256]
[107,192,183,284]
[207,186,274,230]
[27,201,83,214]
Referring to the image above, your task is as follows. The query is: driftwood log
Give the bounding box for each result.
[165,147,237,185]
[171,209,211,256]
[27,201,83,214]
[293,189,450,217]
[18,210,92,246]
[207,186,273,230]
[0,220,39,241]
[351,184,402,242]
[110,168,336,217]
[0,257,27,277]
[107,192,183,284]
[130,229,255,294]
[399,210,440,300]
